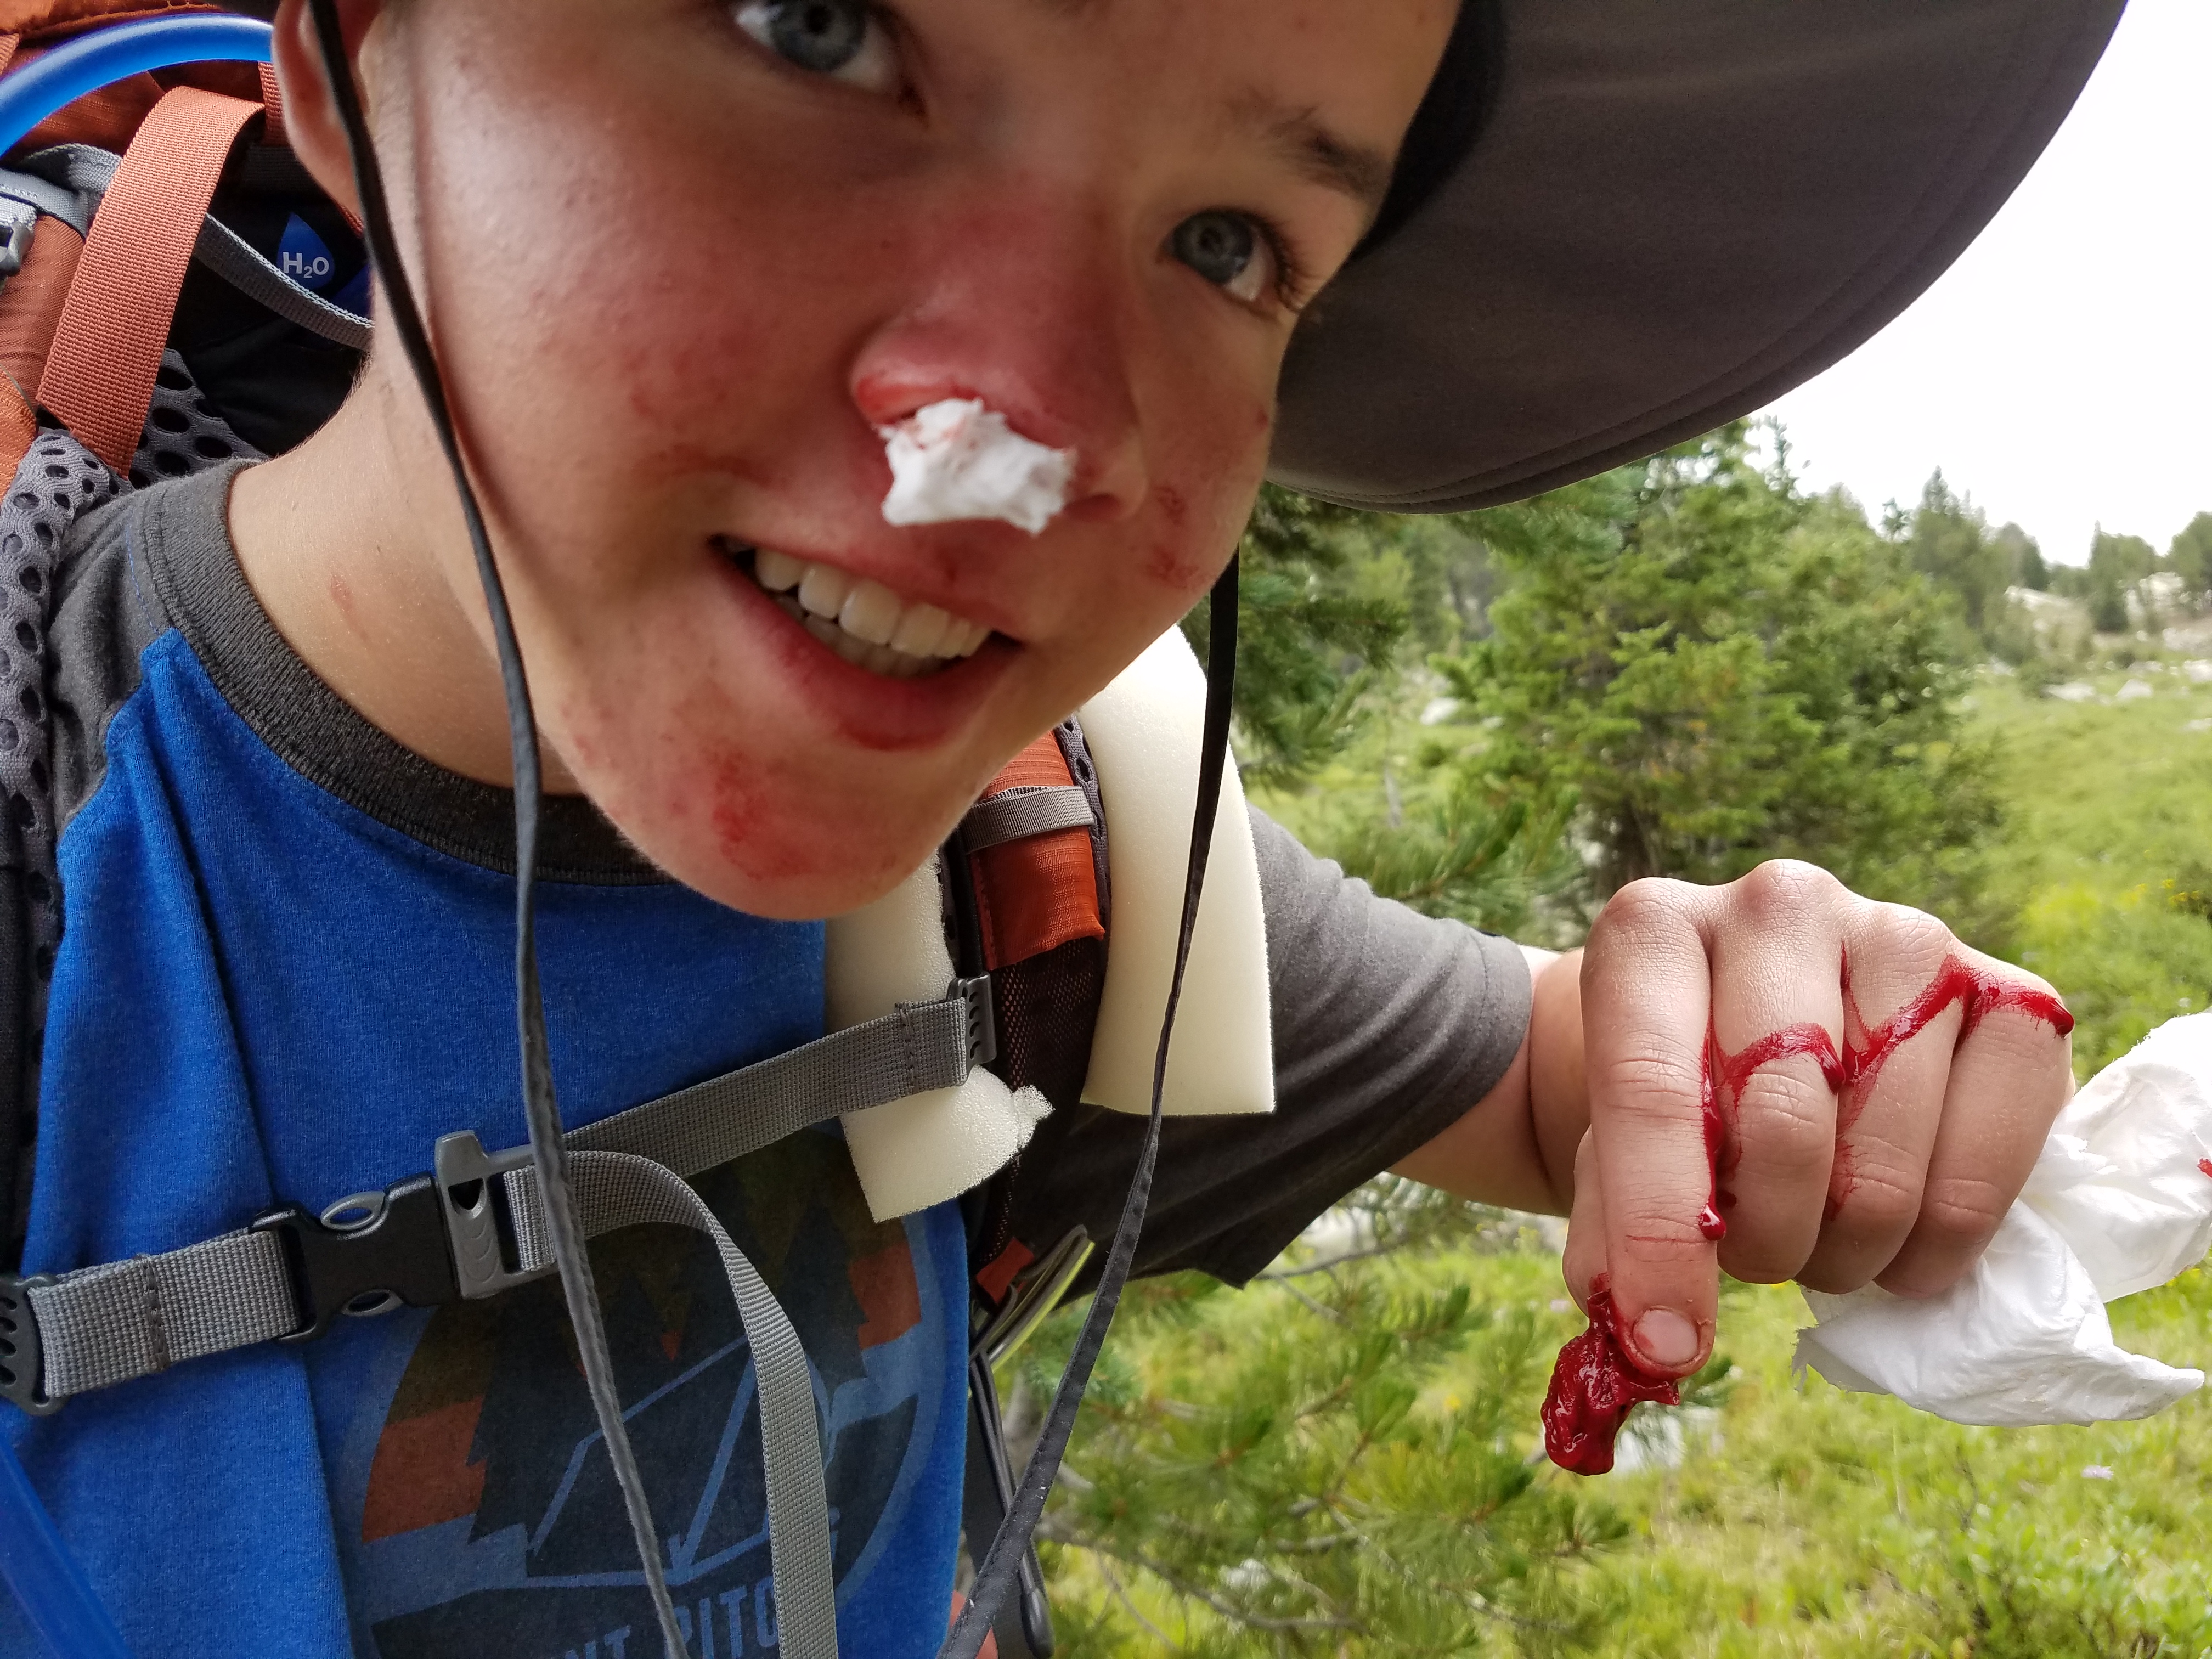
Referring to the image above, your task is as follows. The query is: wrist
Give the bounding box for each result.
[1527,946,1587,1209]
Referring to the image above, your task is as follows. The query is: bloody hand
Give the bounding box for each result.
[1543,864,2076,1472]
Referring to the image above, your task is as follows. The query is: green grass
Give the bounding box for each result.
[1970,667,2212,1076]
[1555,1266,2212,1657]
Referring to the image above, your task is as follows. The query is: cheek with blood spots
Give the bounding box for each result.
[1145,540,1207,594]
[1154,485,1188,528]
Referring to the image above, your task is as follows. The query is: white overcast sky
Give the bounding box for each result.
[1758,0,2209,567]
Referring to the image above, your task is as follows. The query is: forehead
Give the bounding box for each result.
[986,0,1457,194]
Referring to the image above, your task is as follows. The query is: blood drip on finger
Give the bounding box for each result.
[1540,1277,1681,1475]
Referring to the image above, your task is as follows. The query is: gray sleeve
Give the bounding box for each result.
[1002,803,1532,1289]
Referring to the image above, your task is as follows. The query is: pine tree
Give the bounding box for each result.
[1441,425,2006,933]
[2168,512,2212,611]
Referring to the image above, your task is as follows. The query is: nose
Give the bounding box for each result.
[849,191,1149,528]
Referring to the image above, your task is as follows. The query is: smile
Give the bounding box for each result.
[729,543,993,679]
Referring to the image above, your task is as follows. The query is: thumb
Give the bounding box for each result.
[1563,1130,1712,1376]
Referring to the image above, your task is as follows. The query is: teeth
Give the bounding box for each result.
[838,580,903,645]
[748,550,990,678]
[797,563,855,619]
[755,548,805,592]
[889,603,951,658]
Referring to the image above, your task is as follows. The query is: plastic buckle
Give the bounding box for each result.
[252,1175,459,1344]
[0,198,35,278]
[0,1273,59,1415]
[433,1132,555,1301]
[955,974,998,1070]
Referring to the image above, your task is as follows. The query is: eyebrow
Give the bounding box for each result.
[1241,98,1397,216]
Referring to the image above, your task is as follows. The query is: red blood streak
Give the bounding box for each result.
[1544,954,2073,1475]
[2199,1158,2212,1181]
[1540,1278,1680,1475]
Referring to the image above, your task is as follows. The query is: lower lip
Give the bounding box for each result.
[712,555,1016,753]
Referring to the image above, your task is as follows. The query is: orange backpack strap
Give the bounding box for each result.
[34,84,257,473]
[963,729,1104,970]
[255,59,282,145]
[0,34,19,76]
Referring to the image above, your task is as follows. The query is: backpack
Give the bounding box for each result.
[0,14,1264,1657]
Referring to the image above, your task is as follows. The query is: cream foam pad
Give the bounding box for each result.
[1076,626,1274,1119]
[826,861,1052,1223]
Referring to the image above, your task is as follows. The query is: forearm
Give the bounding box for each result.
[1390,945,1587,1215]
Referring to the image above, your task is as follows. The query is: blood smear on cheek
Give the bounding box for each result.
[1540,1279,1681,1476]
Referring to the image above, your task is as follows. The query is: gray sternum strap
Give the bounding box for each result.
[958,785,1093,854]
[3,980,993,1413]
[13,1232,296,1403]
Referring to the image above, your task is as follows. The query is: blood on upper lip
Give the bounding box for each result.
[1543,953,2074,1476]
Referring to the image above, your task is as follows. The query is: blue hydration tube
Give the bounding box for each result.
[0,13,273,157]
[0,21,280,1659]
[0,1438,131,1659]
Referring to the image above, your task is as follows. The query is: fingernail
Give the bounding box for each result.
[1632,1307,1702,1372]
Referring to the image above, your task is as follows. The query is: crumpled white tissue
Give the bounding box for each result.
[879,398,1074,535]
[1793,1012,2212,1426]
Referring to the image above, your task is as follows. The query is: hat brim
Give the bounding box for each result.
[1270,0,2126,513]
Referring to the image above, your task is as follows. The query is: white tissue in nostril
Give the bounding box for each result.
[878,398,1075,536]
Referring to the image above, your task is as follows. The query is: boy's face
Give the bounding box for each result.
[325,0,1453,917]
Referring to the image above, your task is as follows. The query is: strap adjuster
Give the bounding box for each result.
[434,1132,556,1301]
[0,1274,59,1415]
[956,975,998,1070]
[251,1175,459,1344]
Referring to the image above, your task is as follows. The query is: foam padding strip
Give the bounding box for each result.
[827,860,1052,1222]
[1077,627,1273,1118]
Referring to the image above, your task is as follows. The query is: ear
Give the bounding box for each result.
[269,0,388,221]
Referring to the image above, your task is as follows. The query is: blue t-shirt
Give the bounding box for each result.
[2,468,968,1656]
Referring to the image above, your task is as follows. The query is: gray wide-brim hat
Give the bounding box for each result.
[1272,0,2126,512]
[217,0,2124,517]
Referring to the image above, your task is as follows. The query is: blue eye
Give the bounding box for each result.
[1171,211,1278,304]
[734,1,898,92]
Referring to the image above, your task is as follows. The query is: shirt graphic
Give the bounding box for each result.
[325,1137,963,1658]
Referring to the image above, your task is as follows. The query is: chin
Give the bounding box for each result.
[618,788,950,922]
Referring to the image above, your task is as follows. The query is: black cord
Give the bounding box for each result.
[942,555,1240,1659]
[300,7,687,1651]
